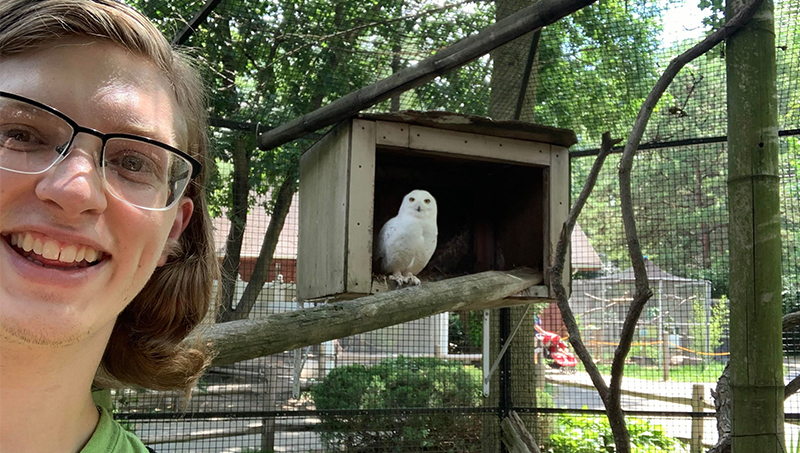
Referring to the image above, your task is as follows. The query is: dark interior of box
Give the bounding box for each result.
[371,148,546,281]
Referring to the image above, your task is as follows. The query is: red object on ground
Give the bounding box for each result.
[535,325,578,368]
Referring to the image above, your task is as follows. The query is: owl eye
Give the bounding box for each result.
[424,199,431,204]
[409,197,415,202]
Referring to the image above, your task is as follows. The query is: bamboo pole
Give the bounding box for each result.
[726,0,784,450]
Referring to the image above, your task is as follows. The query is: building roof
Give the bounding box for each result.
[357,110,578,148]
[571,223,602,272]
[596,258,699,283]
[212,193,299,260]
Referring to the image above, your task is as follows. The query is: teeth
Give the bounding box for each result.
[59,245,77,263]
[75,246,85,262]
[22,234,34,252]
[33,238,43,255]
[42,241,60,260]
[9,232,103,264]
[84,248,97,263]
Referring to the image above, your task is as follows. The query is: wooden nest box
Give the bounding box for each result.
[298,111,576,302]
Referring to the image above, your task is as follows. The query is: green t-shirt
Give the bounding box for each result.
[80,406,151,453]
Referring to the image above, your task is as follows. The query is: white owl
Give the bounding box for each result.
[376,189,438,286]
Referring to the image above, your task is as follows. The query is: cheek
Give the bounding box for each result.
[107,206,174,269]
[0,173,35,205]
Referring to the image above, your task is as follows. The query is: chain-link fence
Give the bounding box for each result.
[112,0,800,451]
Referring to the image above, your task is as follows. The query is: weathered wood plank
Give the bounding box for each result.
[549,145,570,298]
[203,268,543,366]
[407,125,551,166]
[297,122,351,300]
[375,120,410,148]
[346,120,376,293]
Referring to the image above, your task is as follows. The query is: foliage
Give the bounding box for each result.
[546,413,683,453]
[310,356,483,452]
[588,362,727,383]
[690,296,729,354]
[448,311,484,353]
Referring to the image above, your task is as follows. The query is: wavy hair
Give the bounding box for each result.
[0,0,220,392]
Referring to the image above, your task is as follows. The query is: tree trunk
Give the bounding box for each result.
[488,0,538,122]
[217,135,251,322]
[726,0,784,450]
[218,169,297,322]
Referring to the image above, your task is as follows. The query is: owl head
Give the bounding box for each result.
[399,189,437,220]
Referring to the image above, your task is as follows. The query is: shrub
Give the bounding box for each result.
[310,356,483,452]
[546,413,683,453]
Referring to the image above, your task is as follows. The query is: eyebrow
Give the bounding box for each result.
[106,113,181,147]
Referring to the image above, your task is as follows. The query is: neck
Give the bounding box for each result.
[0,329,111,453]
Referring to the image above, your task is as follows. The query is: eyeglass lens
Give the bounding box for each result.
[0,95,192,210]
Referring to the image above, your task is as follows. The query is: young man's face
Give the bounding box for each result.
[0,39,193,347]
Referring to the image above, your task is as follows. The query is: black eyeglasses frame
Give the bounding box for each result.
[0,90,202,180]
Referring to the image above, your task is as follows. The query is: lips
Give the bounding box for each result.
[5,232,105,268]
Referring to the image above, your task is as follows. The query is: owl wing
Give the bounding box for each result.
[376,216,400,270]
[407,221,437,275]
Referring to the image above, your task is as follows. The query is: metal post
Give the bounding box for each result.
[499,307,512,453]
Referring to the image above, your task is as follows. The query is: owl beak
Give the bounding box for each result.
[416,206,421,212]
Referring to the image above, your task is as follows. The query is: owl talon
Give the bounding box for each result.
[404,275,421,286]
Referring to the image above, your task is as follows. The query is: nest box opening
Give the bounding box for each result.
[372,147,547,282]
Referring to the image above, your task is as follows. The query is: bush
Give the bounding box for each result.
[310,356,483,452]
[546,413,683,453]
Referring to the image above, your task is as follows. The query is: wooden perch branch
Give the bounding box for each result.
[201,268,543,366]
[501,411,542,453]
[256,0,598,150]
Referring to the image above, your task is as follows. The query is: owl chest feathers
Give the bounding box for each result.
[378,215,437,275]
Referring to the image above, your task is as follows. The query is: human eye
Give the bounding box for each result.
[104,139,169,186]
[0,106,70,153]
[0,123,49,152]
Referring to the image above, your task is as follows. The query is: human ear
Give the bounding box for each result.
[157,197,194,267]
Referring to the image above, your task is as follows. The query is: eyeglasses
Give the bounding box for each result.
[0,91,201,211]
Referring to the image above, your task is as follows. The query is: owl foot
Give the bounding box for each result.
[403,274,421,286]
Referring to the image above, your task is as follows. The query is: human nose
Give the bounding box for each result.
[34,134,108,215]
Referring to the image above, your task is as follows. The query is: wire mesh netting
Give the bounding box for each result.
[107,0,800,451]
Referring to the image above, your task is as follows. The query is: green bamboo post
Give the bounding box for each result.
[726,0,783,451]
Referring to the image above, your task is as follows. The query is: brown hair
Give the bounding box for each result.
[0,0,220,392]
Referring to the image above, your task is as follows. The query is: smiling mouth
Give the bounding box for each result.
[3,232,107,269]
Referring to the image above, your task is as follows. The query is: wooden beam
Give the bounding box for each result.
[256,0,597,151]
[202,268,543,366]
[171,0,225,46]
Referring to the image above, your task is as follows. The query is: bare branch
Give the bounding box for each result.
[614,4,766,452]
[273,0,479,66]
[617,0,766,297]
[550,131,620,401]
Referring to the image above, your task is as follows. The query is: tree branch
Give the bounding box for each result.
[551,132,620,402]
[257,0,599,150]
[272,0,479,66]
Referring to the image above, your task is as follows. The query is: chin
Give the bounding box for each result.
[0,295,109,348]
